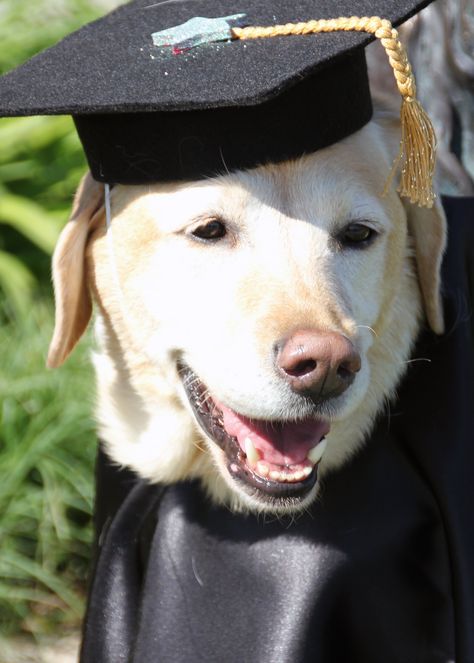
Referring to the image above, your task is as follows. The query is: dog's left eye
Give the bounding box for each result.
[338,222,377,248]
[190,219,227,241]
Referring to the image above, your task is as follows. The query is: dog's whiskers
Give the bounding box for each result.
[403,357,432,364]
[182,374,201,387]
[201,392,214,405]
[191,436,206,453]
[382,395,392,432]
[300,500,315,521]
[199,391,217,413]
[356,324,378,338]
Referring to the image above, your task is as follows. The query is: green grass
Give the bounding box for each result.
[0,301,96,636]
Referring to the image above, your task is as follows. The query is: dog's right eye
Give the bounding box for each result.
[190,219,227,241]
[337,222,378,249]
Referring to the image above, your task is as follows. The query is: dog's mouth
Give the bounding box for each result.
[179,363,330,501]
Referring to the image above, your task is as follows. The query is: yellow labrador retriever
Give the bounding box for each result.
[47,116,446,514]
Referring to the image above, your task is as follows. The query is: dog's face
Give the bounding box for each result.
[48,120,446,514]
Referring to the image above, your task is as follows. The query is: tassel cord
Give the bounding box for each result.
[232,16,436,207]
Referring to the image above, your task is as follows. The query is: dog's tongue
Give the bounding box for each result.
[218,402,330,465]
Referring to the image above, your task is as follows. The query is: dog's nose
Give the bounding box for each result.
[275,330,361,400]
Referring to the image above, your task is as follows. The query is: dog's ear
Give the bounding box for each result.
[405,198,447,335]
[47,172,104,368]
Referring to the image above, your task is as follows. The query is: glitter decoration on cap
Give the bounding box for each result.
[151,14,247,52]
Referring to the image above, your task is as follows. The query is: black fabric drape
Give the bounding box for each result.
[81,196,474,663]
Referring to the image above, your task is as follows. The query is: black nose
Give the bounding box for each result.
[275,329,361,400]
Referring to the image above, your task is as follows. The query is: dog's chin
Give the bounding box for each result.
[179,362,334,513]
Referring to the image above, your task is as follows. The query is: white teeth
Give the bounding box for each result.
[307,438,328,465]
[244,437,261,467]
[266,468,311,483]
[256,460,270,477]
[258,465,318,483]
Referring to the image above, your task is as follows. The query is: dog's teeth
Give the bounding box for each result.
[244,437,261,467]
[307,438,328,465]
[266,467,314,483]
[256,461,270,477]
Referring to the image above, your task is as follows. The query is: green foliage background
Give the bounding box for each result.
[0,0,125,639]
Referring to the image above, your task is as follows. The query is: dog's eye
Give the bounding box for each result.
[191,219,227,241]
[339,222,376,248]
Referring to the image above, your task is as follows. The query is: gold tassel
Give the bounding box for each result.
[397,97,436,207]
[233,16,437,208]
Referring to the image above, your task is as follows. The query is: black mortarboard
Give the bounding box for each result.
[0,0,436,205]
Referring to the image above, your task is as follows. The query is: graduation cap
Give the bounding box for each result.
[0,0,436,206]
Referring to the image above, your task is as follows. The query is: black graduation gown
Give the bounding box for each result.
[81,196,474,663]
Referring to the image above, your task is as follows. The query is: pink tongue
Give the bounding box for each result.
[217,402,330,466]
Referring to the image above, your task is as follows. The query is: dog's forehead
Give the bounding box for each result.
[131,123,397,230]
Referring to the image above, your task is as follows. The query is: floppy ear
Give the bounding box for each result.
[405,198,447,335]
[47,172,104,368]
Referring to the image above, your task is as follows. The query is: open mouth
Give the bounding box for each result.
[179,363,330,502]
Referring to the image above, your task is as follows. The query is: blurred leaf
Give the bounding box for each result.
[0,161,37,183]
[0,193,60,253]
[0,250,36,317]
[0,553,83,617]
[0,117,73,162]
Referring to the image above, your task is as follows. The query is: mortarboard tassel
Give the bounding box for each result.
[232,16,436,208]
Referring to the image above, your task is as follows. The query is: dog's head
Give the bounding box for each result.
[47,119,446,514]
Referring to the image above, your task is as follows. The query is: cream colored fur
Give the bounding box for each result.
[48,118,446,514]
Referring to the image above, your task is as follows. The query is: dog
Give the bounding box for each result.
[46,112,446,515]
